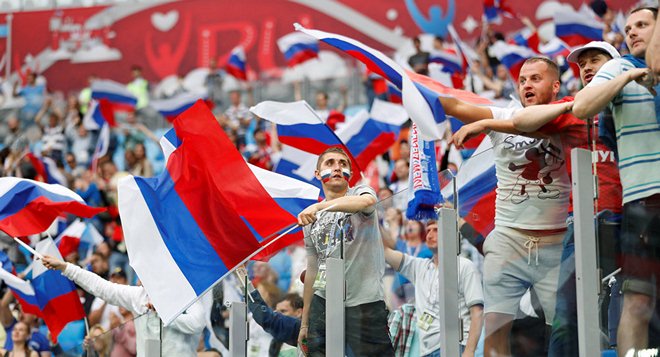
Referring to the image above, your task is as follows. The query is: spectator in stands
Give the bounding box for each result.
[42,254,206,356]
[14,72,46,125]
[126,66,149,110]
[223,90,252,147]
[389,159,410,212]
[384,220,484,356]
[205,59,224,112]
[86,324,111,357]
[0,290,51,356]
[297,147,394,356]
[0,321,39,357]
[572,7,660,355]
[408,37,430,75]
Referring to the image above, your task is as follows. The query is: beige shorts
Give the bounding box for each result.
[482,225,563,324]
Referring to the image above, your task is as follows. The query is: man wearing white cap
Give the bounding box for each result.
[573,6,659,355]
[458,40,623,356]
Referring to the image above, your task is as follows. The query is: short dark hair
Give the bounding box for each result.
[281,293,303,310]
[316,147,351,171]
[630,6,658,19]
[522,57,560,81]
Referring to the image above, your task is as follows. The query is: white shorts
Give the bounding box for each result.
[482,225,563,324]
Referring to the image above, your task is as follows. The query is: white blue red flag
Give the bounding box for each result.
[26,153,67,186]
[429,48,464,75]
[226,46,248,80]
[277,32,319,67]
[0,268,41,317]
[150,92,209,122]
[272,145,321,191]
[441,136,496,238]
[91,122,110,172]
[55,219,104,260]
[0,178,104,237]
[483,0,515,24]
[554,4,604,47]
[31,238,86,341]
[335,99,408,170]
[510,28,540,53]
[297,24,490,141]
[488,40,537,80]
[83,99,115,129]
[539,37,571,59]
[118,101,319,324]
[91,79,138,110]
[250,100,362,185]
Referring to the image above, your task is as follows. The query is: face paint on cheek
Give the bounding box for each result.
[320,169,332,183]
[342,168,351,181]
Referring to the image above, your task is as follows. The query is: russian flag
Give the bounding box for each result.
[0,178,105,237]
[488,40,537,79]
[91,80,138,111]
[150,92,209,122]
[0,269,41,317]
[510,28,540,53]
[335,99,408,170]
[226,46,247,81]
[484,0,514,25]
[386,82,402,104]
[91,122,110,172]
[429,48,464,75]
[31,238,86,341]
[83,99,117,129]
[441,136,496,239]
[539,37,571,59]
[554,4,604,47]
[273,145,323,191]
[118,101,319,324]
[55,219,104,260]
[277,32,319,67]
[296,24,447,141]
[250,100,362,186]
[26,153,67,186]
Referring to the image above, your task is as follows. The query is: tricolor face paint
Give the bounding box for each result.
[319,168,351,183]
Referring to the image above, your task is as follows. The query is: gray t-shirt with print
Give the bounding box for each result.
[304,185,385,307]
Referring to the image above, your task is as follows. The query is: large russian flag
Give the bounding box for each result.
[31,238,86,341]
[335,99,409,170]
[277,32,319,67]
[0,268,41,317]
[441,136,496,239]
[226,46,247,81]
[250,100,362,186]
[554,4,604,47]
[488,40,537,80]
[150,92,209,122]
[83,99,116,129]
[118,101,319,324]
[273,145,322,191]
[298,25,491,141]
[0,178,105,237]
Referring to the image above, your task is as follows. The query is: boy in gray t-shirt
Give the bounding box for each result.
[298,147,394,357]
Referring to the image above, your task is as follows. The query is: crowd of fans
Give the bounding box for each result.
[0,0,655,356]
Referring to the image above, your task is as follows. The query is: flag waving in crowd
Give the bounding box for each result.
[118,100,318,324]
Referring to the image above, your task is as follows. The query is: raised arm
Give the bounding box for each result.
[512,101,574,132]
[438,96,493,124]
[573,68,651,119]
[0,290,14,328]
[247,287,300,345]
[42,255,147,315]
[646,18,660,78]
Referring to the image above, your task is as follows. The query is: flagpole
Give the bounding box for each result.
[5,13,11,80]
[13,238,43,260]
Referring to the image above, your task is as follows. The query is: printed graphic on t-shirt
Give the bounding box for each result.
[500,136,565,204]
[309,211,355,260]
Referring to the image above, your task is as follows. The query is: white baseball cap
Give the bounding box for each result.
[567,41,621,63]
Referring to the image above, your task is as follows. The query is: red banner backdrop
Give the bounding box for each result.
[0,0,636,92]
